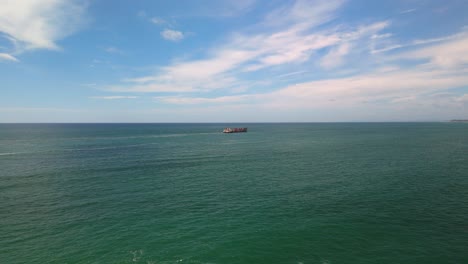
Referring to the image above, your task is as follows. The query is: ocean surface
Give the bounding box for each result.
[1,123,467,264]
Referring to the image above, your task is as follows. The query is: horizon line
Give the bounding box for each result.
[0,121,459,124]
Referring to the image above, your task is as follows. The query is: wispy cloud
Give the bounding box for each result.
[320,43,350,69]
[107,0,387,93]
[155,94,252,104]
[139,12,171,27]
[262,0,344,27]
[152,29,468,114]
[104,46,124,54]
[400,8,416,14]
[276,70,309,78]
[112,16,388,92]
[370,29,464,54]
[151,17,167,25]
[456,94,468,104]
[102,0,468,122]
[0,53,19,62]
[266,68,468,107]
[90,96,139,100]
[107,83,195,93]
[155,64,468,110]
[161,29,184,41]
[400,31,468,68]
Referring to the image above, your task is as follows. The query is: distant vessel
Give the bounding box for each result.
[223,127,247,133]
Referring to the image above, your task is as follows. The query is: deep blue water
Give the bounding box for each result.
[1,123,467,263]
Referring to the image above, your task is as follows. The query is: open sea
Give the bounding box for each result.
[1,123,467,264]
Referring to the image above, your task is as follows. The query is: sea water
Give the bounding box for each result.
[1,123,467,263]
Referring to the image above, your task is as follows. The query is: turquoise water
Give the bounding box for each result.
[1,123,467,264]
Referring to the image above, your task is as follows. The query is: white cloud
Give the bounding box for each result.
[0,0,87,53]
[161,29,184,41]
[0,53,19,62]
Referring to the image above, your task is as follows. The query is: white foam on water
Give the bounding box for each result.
[63,143,154,152]
[0,152,18,156]
[130,249,144,262]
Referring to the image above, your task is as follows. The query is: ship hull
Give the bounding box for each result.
[223,127,248,133]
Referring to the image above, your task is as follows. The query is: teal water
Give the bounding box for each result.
[1,123,467,264]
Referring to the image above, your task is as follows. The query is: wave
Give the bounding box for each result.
[0,152,23,156]
[62,143,152,152]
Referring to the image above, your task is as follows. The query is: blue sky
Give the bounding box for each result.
[1,0,467,122]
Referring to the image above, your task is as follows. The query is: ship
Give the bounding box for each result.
[223,127,247,133]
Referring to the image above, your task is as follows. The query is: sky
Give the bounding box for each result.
[1,0,468,122]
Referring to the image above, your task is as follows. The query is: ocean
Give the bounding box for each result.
[1,123,467,264]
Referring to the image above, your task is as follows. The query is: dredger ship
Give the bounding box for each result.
[223,127,247,133]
